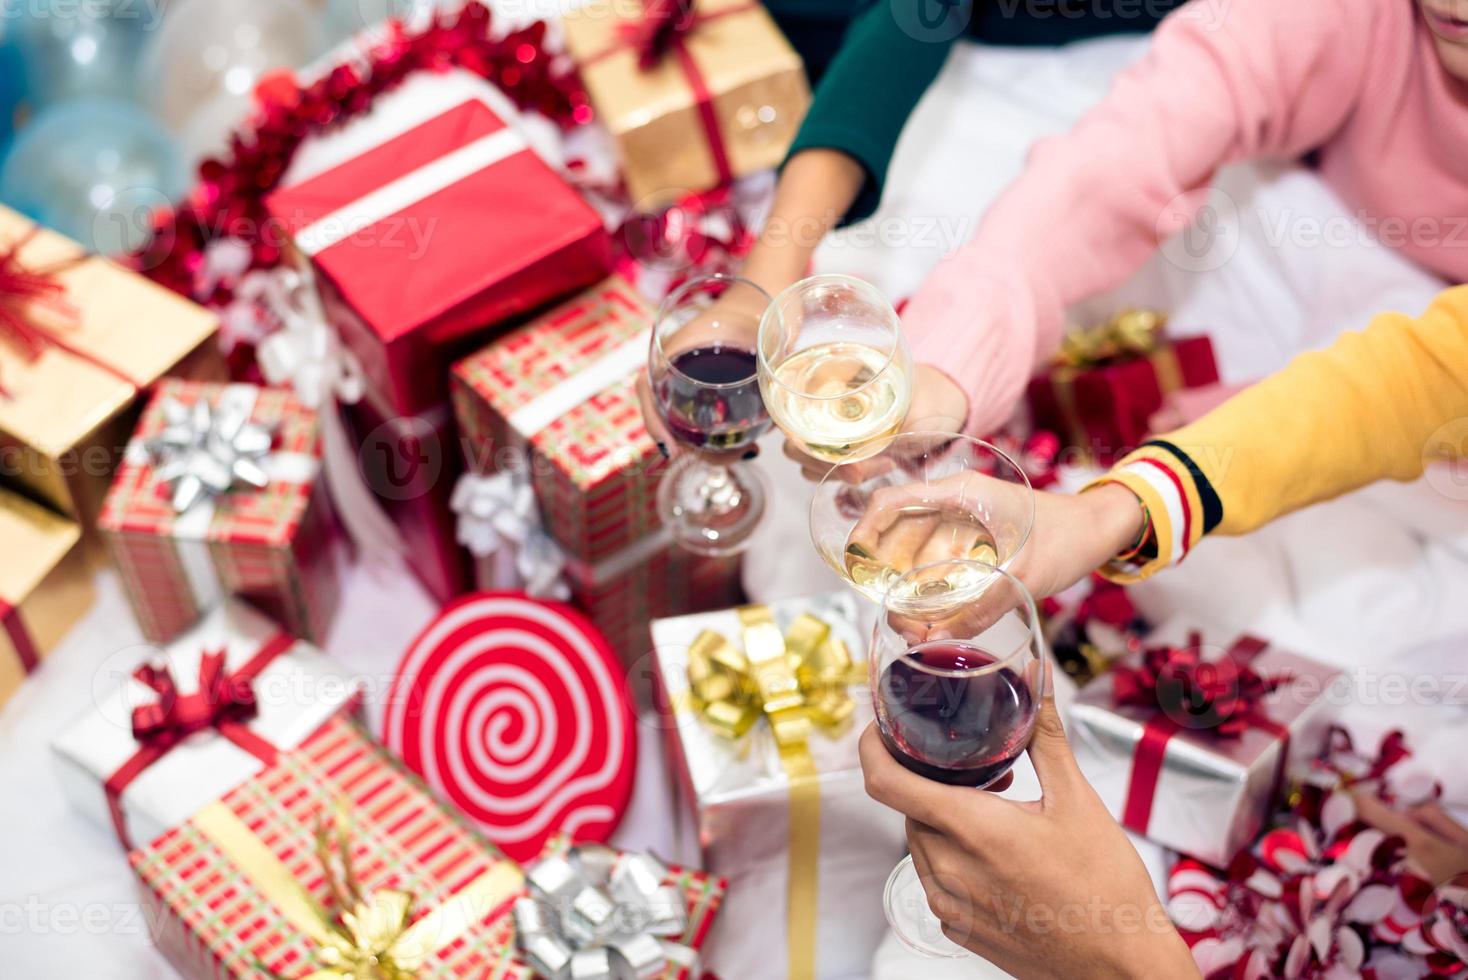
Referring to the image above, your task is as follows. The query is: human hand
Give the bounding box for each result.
[859,699,1199,978]
[1355,792,1468,884]
[783,363,970,481]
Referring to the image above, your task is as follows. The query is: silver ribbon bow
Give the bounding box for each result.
[450,469,571,601]
[144,392,275,514]
[516,845,695,980]
[254,267,366,410]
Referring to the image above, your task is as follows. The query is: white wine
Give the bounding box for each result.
[844,506,1000,599]
[765,341,910,463]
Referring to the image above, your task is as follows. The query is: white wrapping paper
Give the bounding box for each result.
[650,591,905,980]
[51,600,362,849]
[1069,615,1344,867]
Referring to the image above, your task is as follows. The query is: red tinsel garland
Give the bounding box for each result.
[134,3,592,307]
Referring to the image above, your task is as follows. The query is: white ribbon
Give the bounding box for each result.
[450,469,570,601]
[254,264,409,565]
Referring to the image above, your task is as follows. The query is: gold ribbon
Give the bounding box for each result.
[684,605,863,980]
[192,801,524,978]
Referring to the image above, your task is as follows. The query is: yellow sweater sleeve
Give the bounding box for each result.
[1089,285,1468,581]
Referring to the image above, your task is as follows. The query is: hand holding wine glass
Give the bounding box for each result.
[859,694,1199,977]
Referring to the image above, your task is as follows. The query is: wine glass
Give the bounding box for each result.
[756,274,913,465]
[649,274,774,555]
[871,559,1047,957]
[809,431,1035,604]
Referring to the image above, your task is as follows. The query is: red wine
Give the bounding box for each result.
[876,641,1036,787]
[656,344,771,452]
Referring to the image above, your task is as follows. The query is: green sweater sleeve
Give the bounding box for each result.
[784,0,961,223]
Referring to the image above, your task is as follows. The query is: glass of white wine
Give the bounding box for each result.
[756,274,913,464]
[809,431,1035,606]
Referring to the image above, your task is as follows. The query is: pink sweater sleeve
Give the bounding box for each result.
[905,0,1379,434]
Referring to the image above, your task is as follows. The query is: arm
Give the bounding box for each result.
[904,0,1378,433]
[1093,286,1468,580]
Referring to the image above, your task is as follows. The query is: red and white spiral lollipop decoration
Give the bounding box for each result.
[383,593,637,862]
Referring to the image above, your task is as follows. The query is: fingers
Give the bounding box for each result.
[1408,801,1468,845]
[1026,688,1082,806]
[1353,791,1431,848]
[859,724,1009,833]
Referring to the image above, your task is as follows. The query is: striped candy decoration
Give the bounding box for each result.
[384,593,637,862]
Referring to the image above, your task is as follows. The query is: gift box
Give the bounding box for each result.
[0,205,222,529]
[51,600,363,849]
[514,839,727,980]
[1026,310,1218,465]
[0,488,93,707]
[130,713,532,979]
[98,380,340,644]
[450,276,662,568]
[265,68,611,419]
[563,0,810,204]
[1069,616,1342,868]
[649,592,906,980]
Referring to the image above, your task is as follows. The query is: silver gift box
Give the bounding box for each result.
[649,592,906,980]
[1069,616,1343,867]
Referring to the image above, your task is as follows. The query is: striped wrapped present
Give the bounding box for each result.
[130,715,530,979]
[99,380,340,644]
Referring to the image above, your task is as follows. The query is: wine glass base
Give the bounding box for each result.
[884,855,974,959]
[657,455,769,556]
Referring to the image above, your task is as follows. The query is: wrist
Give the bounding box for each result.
[1084,482,1149,560]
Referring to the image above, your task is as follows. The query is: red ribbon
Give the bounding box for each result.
[1113,634,1293,837]
[102,631,295,848]
[586,0,755,189]
[0,227,144,397]
[0,598,39,674]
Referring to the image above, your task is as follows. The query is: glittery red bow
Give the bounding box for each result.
[0,227,85,395]
[129,650,260,749]
[1111,632,1289,738]
[623,0,700,69]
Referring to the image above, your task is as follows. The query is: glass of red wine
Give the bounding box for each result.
[649,274,773,555]
[871,558,1047,957]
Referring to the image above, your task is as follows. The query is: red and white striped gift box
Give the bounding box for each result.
[99,380,339,644]
[450,276,661,568]
[130,715,531,980]
[266,69,611,418]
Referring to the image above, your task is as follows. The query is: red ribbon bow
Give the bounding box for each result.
[0,226,142,396]
[1113,634,1294,838]
[102,631,295,848]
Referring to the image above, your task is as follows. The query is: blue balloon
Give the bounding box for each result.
[0,100,184,255]
[16,0,150,108]
[0,30,27,156]
[325,0,450,44]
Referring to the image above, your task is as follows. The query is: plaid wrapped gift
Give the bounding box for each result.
[130,715,531,980]
[450,276,661,567]
[99,380,339,644]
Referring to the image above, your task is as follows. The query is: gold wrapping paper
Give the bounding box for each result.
[0,487,93,704]
[563,0,810,204]
[685,605,862,980]
[0,206,223,529]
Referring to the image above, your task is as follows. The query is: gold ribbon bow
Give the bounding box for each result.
[191,800,523,979]
[1054,308,1167,369]
[683,605,863,980]
[686,606,861,747]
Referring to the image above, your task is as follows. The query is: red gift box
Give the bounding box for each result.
[265,70,611,419]
[99,381,340,644]
[130,715,532,979]
[1027,333,1218,466]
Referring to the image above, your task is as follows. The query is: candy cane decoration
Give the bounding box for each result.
[383,593,637,861]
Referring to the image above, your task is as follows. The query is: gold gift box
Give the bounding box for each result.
[0,206,223,531]
[0,488,93,706]
[563,0,810,205]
